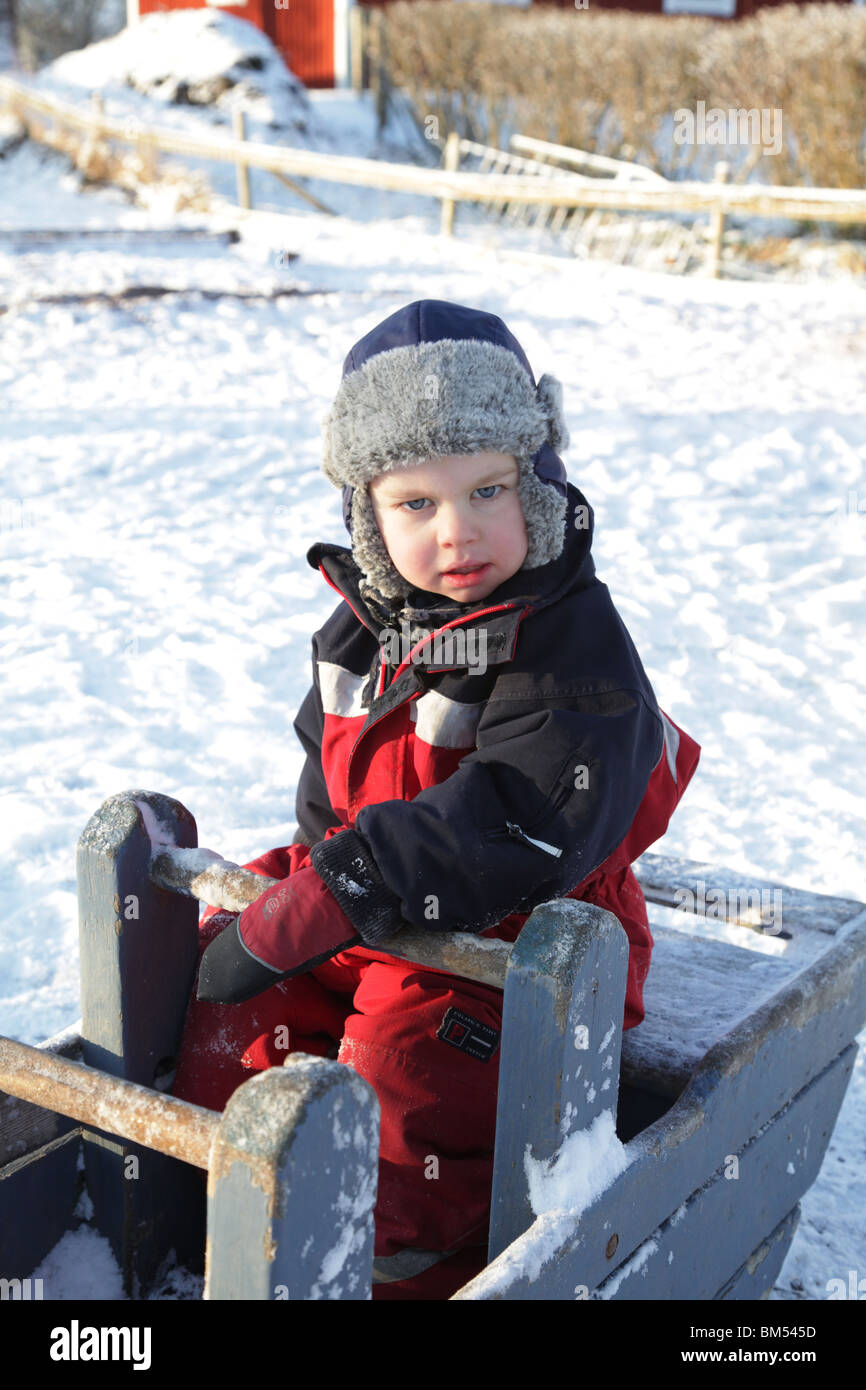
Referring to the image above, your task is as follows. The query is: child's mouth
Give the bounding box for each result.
[441,563,490,586]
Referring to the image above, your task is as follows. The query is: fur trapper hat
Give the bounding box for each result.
[321,300,570,601]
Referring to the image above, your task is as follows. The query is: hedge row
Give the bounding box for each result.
[374,3,866,188]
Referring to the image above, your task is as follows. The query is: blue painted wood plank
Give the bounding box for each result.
[635,852,865,939]
[76,790,207,1296]
[0,1130,81,1283]
[0,1030,81,1167]
[454,1043,856,1299]
[489,898,629,1261]
[206,1055,379,1301]
[715,1206,800,1300]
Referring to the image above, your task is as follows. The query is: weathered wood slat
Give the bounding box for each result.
[0,1129,83,1283]
[620,925,797,1099]
[714,1207,800,1300]
[590,1052,849,1300]
[457,1043,855,1300]
[78,790,200,1081]
[488,899,628,1261]
[634,850,862,937]
[510,133,671,186]
[77,790,211,1295]
[455,896,866,1299]
[0,1035,219,1170]
[206,1056,379,1301]
[150,844,512,988]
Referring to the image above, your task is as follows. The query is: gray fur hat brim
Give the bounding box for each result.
[323,338,569,600]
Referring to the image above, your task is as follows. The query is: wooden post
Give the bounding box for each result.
[206,1056,379,1300]
[487,898,629,1262]
[232,106,251,211]
[349,5,366,93]
[369,9,380,120]
[440,131,461,237]
[76,91,105,181]
[76,790,205,1297]
[708,160,730,279]
[372,7,389,135]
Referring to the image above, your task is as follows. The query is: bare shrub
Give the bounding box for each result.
[381,2,866,189]
[696,4,866,188]
[16,0,124,72]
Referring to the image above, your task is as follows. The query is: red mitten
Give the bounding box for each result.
[196,865,361,1004]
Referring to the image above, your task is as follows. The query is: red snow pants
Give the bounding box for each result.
[172,844,652,1300]
[171,844,508,1300]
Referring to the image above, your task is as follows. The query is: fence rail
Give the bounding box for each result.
[2,74,865,278]
[0,1034,219,1169]
[150,845,513,989]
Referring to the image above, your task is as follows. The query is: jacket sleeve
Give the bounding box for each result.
[309,680,665,946]
[292,674,340,848]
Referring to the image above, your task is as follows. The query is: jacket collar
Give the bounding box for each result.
[307,479,597,653]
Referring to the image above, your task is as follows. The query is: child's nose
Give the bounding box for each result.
[436,502,480,547]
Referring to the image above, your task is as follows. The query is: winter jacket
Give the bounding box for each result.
[292,481,701,1028]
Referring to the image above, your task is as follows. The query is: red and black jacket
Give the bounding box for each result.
[295,482,700,991]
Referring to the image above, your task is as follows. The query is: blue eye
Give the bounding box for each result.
[400,485,501,512]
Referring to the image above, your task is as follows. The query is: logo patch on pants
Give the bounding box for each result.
[437,1007,500,1063]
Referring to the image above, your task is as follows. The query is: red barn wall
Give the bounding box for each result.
[267,1,334,90]
[136,0,854,92]
[137,0,334,88]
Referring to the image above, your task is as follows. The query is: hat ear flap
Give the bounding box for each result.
[536,373,569,455]
[322,410,338,486]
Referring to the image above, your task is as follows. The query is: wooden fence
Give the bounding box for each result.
[3,75,866,277]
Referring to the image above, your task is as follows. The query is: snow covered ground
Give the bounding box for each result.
[20,9,311,133]
[0,36,864,1300]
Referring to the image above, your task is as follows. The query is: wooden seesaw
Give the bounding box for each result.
[1,789,864,1300]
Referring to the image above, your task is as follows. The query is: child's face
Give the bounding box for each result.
[369,452,527,602]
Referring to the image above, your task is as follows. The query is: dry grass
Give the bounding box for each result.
[377,3,866,190]
[8,99,214,211]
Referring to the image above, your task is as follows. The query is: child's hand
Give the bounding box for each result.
[196,866,361,1004]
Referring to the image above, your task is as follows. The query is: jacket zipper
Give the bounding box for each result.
[503,821,563,858]
[486,766,574,858]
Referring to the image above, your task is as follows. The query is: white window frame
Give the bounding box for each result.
[662,0,736,16]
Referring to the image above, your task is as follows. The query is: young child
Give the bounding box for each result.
[172,298,700,1299]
